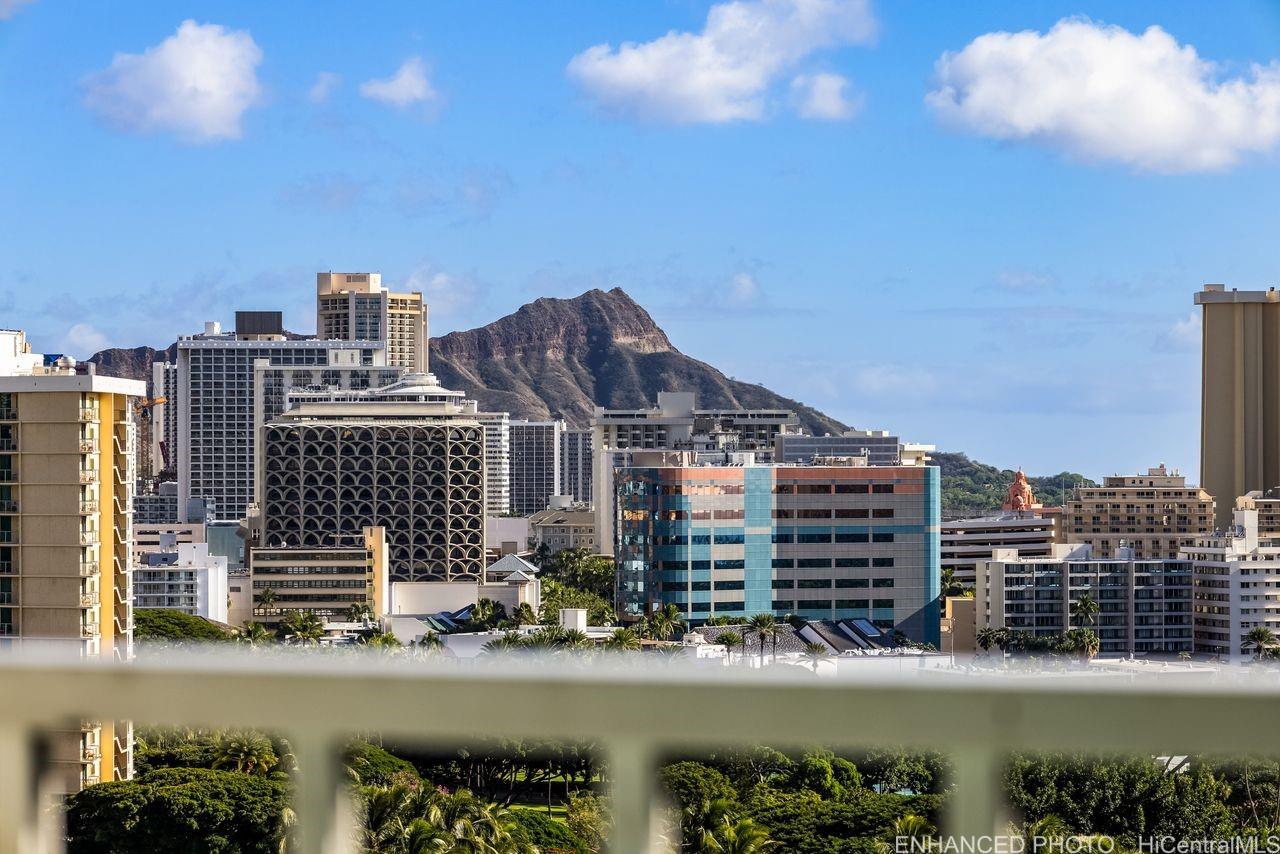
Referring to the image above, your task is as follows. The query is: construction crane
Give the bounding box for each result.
[132,396,166,481]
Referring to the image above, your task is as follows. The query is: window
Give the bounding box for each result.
[872,508,895,519]
[714,533,745,545]
[690,535,711,545]
[796,558,831,569]
[717,602,745,612]
[772,558,794,569]
[798,579,832,589]
[717,580,745,590]
[714,559,745,570]
[798,484,832,495]
[798,509,831,519]
[835,484,869,494]
[772,509,794,519]
[772,599,795,610]
[797,599,830,610]
[835,599,869,609]
[873,598,894,609]
[872,557,895,568]
[834,558,869,568]
[872,533,895,543]
[872,484,895,494]
[834,508,868,519]
[771,532,794,544]
[798,531,832,544]
[835,533,869,544]
[771,579,795,589]
[873,578,895,588]
[691,581,711,591]
[773,484,796,495]
[835,578,869,588]
[713,509,745,520]
[691,561,710,571]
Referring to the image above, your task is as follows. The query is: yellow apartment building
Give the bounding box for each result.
[0,330,144,792]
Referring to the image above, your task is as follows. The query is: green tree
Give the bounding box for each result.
[256,586,277,612]
[66,767,290,854]
[748,613,779,666]
[567,791,609,853]
[539,578,616,626]
[213,730,279,776]
[414,631,445,657]
[888,813,936,841]
[649,602,687,640]
[546,547,616,601]
[719,630,744,664]
[1070,594,1099,629]
[603,627,641,651]
[238,621,272,647]
[940,567,970,598]
[134,609,233,643]
[276,610,325,644]
[719,816,777,854]
[470,597,508,630]
[802,642,829,672]
[360,631,403,653]
[346,602,375,623]
[511,602,538,626]
[1245,626,1277,660]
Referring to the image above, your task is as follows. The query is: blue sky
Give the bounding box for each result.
[3,1,1280,479]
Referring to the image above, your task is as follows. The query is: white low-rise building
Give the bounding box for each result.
[134,541,230,623]
[1188,508,1280,664]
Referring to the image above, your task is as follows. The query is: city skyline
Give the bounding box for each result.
[5,1,1280,477]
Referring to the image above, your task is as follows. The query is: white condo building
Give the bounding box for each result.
[135,541,229,623]
[508,419,563,516]
[477,412,512,516]
[1188,508,1280,663]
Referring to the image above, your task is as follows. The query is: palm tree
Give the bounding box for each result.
[720,816,778,854]
[511,602,537,626]
[415,631,445,657]
[559,628,593,649]
[1245,626,1277,660]
[346,602,375,624]
[889,813,936,842]
[256,586,277,614]
[748,613,779,666]
[360,631,402,653]
[648,602,687,640]
[718,630,743,664]
[803,641,830,672]
[278,610,325,645]
[603,627,641,651]
[682,798,734,853]
[359,784,413,852]
[480,631,526,655]
[1023,814,1069,850]
[213,730,278,776]
[239,620,271,647]
[940,566,969,598]
[1070,593,1099,629]
[976,625,999,655]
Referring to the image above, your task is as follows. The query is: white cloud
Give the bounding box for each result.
[82,20,262,143]
[360,57,436,109]
[790,72,860,120]
[853,364,938,397]
[277,174,367,212]
[405,263,487,331]
[1155,311,1201,352]
[927,18,1280,173]
[727,272,761,304]
[567,0,876,123]
[995,270,1056,292]
[307,71,341,104]
[62,323,110,355]
[0,0,36,21]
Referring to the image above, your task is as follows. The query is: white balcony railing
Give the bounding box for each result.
[1,653,1279,854]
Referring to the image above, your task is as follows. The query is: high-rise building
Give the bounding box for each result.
[249,527,388,627]
[1063,465,1214,560]
[476,412,512,516]
[775,430,905,466]
[613,453,940,645]
[135,541,228,622]
[316,272,427,373]
[1197,284,1280,529]
[593,391,801,552]
[559,428,592,505]
[1188,506,1280,663]
[0,330,141,791]
[176,313,386,522]
[976,544,1193,657]
[509,419,563,515]
[257,373,486,582]
[941,471,1060,586]
[150,361,178,478]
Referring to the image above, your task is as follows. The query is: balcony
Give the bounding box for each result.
[0,531,12,544]
[80,744,100,763]
[78,407,97,422]
[78,470,98,484]
[79,592,99,607]
[0,654,1274,854]
[79,531,98,546]
[0,500,16,513]
[79,624,99,638]
[78,561,98,577]
[0,561,13,574]
[0,439,15,452]
[0,623,12,635]
[0,592,13,605]
[78,500,98,514]
[0,408,16,420]
[0,470,15,483]
[78,439,97,454]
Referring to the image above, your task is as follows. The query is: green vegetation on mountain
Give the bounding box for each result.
[933,451,1096,518]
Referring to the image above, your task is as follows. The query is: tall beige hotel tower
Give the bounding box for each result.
[1197,284,1280,530]
[0,329,143,792]
[317,272,428,372]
